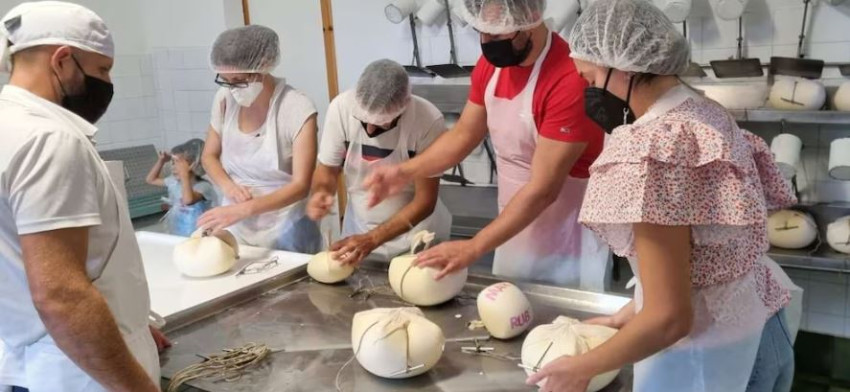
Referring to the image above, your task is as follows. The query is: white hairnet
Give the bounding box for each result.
[569,0,690,75]
[210,25,280,74]
[0,1,113,73]
[171,138,206,177]
[460,0,546,35]
[353,59,411,125]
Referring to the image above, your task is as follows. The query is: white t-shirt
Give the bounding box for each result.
[318,90,446,169]
[210,83,316,176]
[0,85,149,385]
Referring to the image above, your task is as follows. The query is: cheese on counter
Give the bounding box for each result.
[477,282,534,339]
[172,229,239,277]
[307,251,354,284]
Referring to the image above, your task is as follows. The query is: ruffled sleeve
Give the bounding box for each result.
[741,130,798,212]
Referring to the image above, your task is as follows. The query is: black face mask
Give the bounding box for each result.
[360,116,401,139]
[54,55,114,124]
[584,68,636,134]
[480,32,532,68]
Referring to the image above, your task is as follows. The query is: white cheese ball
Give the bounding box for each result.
[307,251,354,284]
[351,307,444,378]
[827,216,850,254]
[173,230,239,278]
[476,282,534,339]
[833,82,850,111]
[768,78,826,111]
[767,210,818,249]
[388,254,467,306]
[521,316,620,392]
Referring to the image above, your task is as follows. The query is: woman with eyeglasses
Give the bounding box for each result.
[199,25,321,253]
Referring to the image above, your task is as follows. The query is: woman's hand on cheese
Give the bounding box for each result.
[307,191,335,221]
[330,234,379,266]
[198,204,251,233]
[526,355,592,392]
[362,164,412,208]
[414,240,481,280]
[584,300,635,329]
[223,182,253,204]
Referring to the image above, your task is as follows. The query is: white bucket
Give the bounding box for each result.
[770,133,802,179]
[828,138,850,181]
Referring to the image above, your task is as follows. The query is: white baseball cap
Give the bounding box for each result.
[0,1,113,73]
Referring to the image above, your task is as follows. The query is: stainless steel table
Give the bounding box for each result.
[159,263,633,392]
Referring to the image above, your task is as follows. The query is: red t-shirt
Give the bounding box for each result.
[469,33,604,178]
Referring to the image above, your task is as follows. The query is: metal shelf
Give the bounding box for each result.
[730,109,850,124]
[770,247,850,273]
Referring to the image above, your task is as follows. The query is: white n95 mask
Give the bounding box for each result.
[230,82,263,107]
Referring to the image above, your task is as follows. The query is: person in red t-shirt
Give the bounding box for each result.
[364,0,609,289]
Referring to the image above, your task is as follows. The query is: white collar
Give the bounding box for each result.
[633,84,700,126]
[0,84,99,139]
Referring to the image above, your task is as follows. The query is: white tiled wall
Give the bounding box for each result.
[95,54,162,151]
[151,47,218,150]
[785,267,850,338]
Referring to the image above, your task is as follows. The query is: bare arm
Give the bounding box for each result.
[306,163,341,221]
[400,101,489,178]
[370,176,438,245]
[21,228,158,392]
[468,138,586,257]
[201,127,235,191]
[242,114,318,216]
[528,224,693,386]
[144,152,168,187]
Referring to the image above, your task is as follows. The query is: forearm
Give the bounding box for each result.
[179,176,202,205]
[202,155,235,189]
[402,130,482,179]
[573,307,691,377]
[35,284,157,391]
[244,181,310,216]
[311,164,340,196]
[145,161,165,184]
[469,183,558,255]
[370,197,435,245]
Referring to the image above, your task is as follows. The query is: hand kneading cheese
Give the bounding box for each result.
[388,230,467,306]
[833,82,850,111]
[308,251,354,284]
[827,216,850,254]
[173,229,239,277]
[768,78,826,110]
[767,210,818,249]
[521,316,620,391]
[476,282,533,339]
[388,254,467,306]
[352,307,444,378]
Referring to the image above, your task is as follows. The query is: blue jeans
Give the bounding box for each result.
[747,309,795,392]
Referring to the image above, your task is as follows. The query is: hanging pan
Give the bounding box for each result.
[425,0,470,78]
[769,0,823,79]
[709,17,763,78]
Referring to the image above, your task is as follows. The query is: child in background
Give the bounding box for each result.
[146,139,217,236]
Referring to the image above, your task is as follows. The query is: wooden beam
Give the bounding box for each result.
[242,0,251,25]
[320,0,346,219]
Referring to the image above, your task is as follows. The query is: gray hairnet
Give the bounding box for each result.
[568,0,690,75]
[171,138,206,177]
[210,25,280,74]
[353,59,411,125]
[460,0,546,35]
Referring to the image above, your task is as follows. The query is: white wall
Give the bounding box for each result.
[248,0,331,124]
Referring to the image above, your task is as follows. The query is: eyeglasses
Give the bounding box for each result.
[214,74,259,89]
[235,256,279,277]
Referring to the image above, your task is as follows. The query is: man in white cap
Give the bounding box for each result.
[0,2,162,391]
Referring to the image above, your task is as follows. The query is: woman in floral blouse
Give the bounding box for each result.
[525,0,797,391]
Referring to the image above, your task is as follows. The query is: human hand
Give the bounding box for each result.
[330,233,380,266]
[362,164,412,208]
[157,151,171,163]
[413,240,481,280]
[584,300,635,329]
[526,355,593,392]
[306,191,335,221]
[224,182,253,204]
[198,204,251,233]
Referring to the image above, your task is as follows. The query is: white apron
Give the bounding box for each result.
[0,98,159,390]
[342,122,452,261]
[484,34,611,290]
[219,79,320,253]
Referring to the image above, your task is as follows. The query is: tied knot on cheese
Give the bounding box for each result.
[173,229,240,278]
